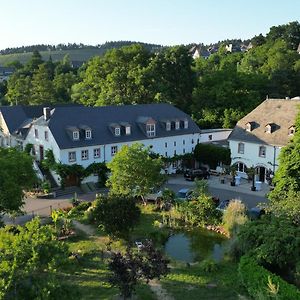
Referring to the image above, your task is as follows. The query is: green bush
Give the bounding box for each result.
[68,201,92,218]
[239,255,300,300]
[199,259,219,273]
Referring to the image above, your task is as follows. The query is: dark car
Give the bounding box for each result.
[184,167,210,181]
[216,199,231,212]
[247,207,265,220]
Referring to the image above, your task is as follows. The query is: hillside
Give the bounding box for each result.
[0,41,163,65]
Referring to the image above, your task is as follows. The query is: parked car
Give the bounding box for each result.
[216,199,231,212]
[175,188,193,201]
[247,207,265,220]
[184,167,210,181]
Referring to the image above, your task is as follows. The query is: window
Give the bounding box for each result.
[73,131,79,140]
[81,149,89,160]
[68,151,76,162]
[115,127,121,136]
[165,142,168,148]
[166,122,171,131]
[172,161,177,168]
[191,139,194,144]
[197,138,199,144]
[174,141,176,146]
[175,121,180,130]
[34,129,39,138]
[85,129,92,139]
[259,146,266,157]
[44,131,49,141]
[208,134,213,141]
[165,152,168,157]
[174,150,176,155]
[289,126,295,135]
[183,148,185,154]
[235,162,247,173]
[32,145,36,155]
[184,120,188,129]
[111,146,118,156]
[183,140,185,145]
[146,124,155,137]
[125,126,131,135]
[238,142,245,154]
[94,148,100,158]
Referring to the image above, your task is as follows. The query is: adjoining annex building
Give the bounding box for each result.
[228,97,300,183]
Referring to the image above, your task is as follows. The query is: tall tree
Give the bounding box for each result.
[0,148,37,215]
[107,143,165,201]
[268,112,300,224]
[31,63,56,104]
[6,74,32,105]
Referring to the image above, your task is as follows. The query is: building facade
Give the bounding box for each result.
[228,98,300,182]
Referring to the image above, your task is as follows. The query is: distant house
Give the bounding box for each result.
[200,128,232,146]
[0,66,15,82]
[189,45,210,59]
[228,97,300,182]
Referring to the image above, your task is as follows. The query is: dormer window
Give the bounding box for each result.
[85,129,92,139]
[288,126,295,136]
[125,126,131,135]
[175,121,180,130]
[265,123,276,134]
[166,122,171,131]
[184,120,188,129]
[115,127,121,136]
[146,124,155,137]
[73,131,79,140]
[246,122,254,132]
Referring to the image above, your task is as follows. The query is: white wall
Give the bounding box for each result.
[229,139,281,179]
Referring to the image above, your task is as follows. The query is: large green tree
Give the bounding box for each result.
[268,112,300,223]
[0,148,37,215]
[107,143,165,201]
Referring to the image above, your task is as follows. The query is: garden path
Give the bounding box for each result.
[72,220,96,236]
[148,279,174,300]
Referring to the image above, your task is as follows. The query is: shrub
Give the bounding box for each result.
[239,255,300,300]
[199,259,219,273]
[222,199,248,236]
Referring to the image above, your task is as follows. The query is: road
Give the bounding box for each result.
[165,182,268,209]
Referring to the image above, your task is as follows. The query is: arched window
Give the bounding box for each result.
[234,162,247,173]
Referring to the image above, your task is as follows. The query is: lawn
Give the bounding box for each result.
[58,205,247,300]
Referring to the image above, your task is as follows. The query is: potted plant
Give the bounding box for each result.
[246,167,256,191]
[230,166,236,186]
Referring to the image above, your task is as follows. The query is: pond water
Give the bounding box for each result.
[164,229,227,263]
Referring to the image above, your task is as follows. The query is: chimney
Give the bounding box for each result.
[43,107,51,121]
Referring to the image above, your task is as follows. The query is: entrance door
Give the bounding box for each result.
[39,145,44,161]
[258,166,266,182]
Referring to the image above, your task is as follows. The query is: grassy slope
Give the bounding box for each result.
[0,48,105,65]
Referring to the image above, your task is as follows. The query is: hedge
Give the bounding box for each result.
[239,255,300,300]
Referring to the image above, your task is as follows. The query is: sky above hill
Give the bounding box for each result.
[1,0,299,49]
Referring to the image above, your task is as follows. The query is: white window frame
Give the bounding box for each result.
[34,129,39,139]
[111,146,118,156]
[238,142,245,154]
[146,124,155,137]
[175,121,180,130]
[85,129,92,139]
[259,146,266,158]
[94,148,101,158]
[68,151,76,162]
[115,127,121,136]
[73,131,79,140]
[44,131,48,141]
[81,149,89,160]
[166,122,171,131]
[125,126,131,135]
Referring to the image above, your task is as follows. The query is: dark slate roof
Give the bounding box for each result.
[0,105,44,133]
[47,104,200,149]
[228,98,300,146]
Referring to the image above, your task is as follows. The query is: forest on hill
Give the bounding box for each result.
[0,21,299,129]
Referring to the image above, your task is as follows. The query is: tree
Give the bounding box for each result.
[108,243,169,299]
[90,194,141,238]
[269,112,300,224]
[0,218,71,299]
[107,143,165,201]
[0,148,37,215]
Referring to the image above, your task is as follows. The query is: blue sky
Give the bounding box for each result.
[0,0,299,49]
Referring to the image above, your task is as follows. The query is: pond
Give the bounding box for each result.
[164,228,228,263]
